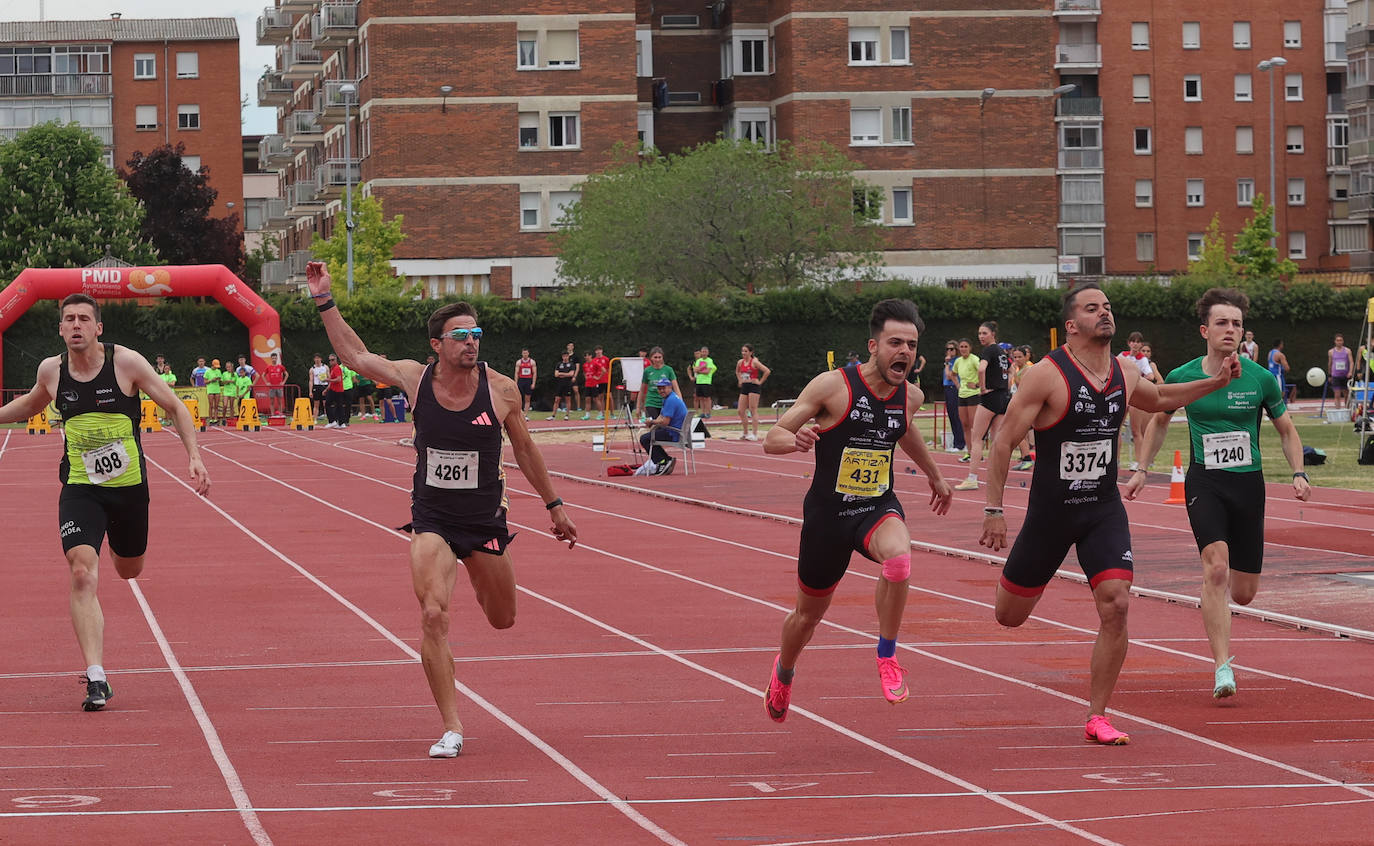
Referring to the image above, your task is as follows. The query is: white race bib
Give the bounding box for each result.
[425,448,478,489]
[82,441,130,484]
[1059,440,1111,481]
[1202,431,1252,469]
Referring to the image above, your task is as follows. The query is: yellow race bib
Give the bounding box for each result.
[835,447,891,497]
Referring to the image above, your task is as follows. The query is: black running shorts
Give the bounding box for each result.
[58,482,151,557]
[1184,465,1267,574]
[739,383,761,396]
[980,389,1011,415]
[404,501,515,561]
[517,377,533,397]
[797,492,905,595]
[1001,499,1133,597]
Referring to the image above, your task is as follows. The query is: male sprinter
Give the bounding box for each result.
[0,293,210,710]
[306,261,577,759]
[1127,287,1310,700]
[762,299,953,721]
[979,282,1239,745]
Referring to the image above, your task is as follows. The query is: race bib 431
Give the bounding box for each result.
[836,447,891,497]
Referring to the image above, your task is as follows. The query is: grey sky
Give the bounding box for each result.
[0,0,277,134]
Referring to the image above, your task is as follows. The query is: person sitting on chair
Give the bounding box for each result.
[639,378,687,475]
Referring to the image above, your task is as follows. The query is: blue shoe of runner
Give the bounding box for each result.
[1213,658,1236,699]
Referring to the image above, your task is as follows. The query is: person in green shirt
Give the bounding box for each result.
[204,359,223,424]
[637,346,679,421]
[236,371,253,413]
[951,339,980,459]
[691,346,717,419]
[158,363,176,386]
[341,365,357,424]
[1127,287,1311,702]
[220,359,238,418]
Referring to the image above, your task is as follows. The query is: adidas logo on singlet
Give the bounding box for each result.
[472,412,493,426]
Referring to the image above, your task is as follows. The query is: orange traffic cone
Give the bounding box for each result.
[1164,449,1186,504]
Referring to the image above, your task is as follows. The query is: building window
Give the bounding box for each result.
[1185,126,1203,154]
[891,106,911,143]
[1283,20,1302,48]
[1288,231,1306,259]
[635,29,652,77]
[1131,22,1149,50]
[1285,73,1302,101]
[734,108,769,144]
[1234,74,1252,101]
[550,190,580,226]
[739,38,766,74]
[1237,178,1255,205]
[1186,178,1205,206]
[1134,127,1152,154]
[1184,75,1201,101]
[1133,75,1150,102]
[177,104,200,130]
[853,189,881,220]
[1286,125,1304,153]
[520,192,540,229]
[518,112,538,148]
[849,27,878,64]
[135,104,157,130]
[1182,21,1201,49]
[850,108,880,144]
[637,108,654,149]
[548,113,579,148]
[545,31,579,67]
[133,53,155,79]
[1288,177,1306,205]
[891,187,912,224]
[890,27,909,63]
[175,51,198,79]
[182,154,200,172]
[517,34,537,68]
[1187,233,1205,260]
[1135,178,1153,207]
[1236,126,1254,154]
[1136,233,1155,262]
[1334,223,1368,253]
[1233,21,1251,49]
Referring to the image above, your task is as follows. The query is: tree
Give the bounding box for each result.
[310,189,407,298]
[1231,195,1298,281]
[121,142,243,276]
[0,123,157,279]
[553,139,887,292]
[243,239,277,292]
[1188,213,1238,285]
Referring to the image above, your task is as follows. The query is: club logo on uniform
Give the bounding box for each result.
[61,390,78,403]
[1078,386,1092,400]
[855,396,871,409]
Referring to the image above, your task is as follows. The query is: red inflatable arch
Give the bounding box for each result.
[0,264,280,389]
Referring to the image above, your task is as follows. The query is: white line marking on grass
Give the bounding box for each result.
[126,580,272,846]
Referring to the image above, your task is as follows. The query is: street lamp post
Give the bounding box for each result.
[1258,56,1288,246]
[340,82,358,295]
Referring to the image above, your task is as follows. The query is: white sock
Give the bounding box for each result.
[966,473,977,482]
[85,665,106,682]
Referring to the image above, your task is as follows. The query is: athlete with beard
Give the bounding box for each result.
[0,293,210,711]
[978,283,1240,745]
[306,261,577,759]
[761,299,954,721]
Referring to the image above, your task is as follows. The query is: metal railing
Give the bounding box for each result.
[258,133,288,165]
[256,9,293,43]
[1054,0,1101,12]
[1059,204,1105,224]
[261,259,289,288]
[289,110,323,136]
[1058,148,1103,169]
[287,250,313,278]
[321,78,359,109]
[287,40,323,69]
[288,181,324,210]
[0,73,110,96]
[316,158,361,190]
[312,1,358,40]
[1055,43,1101,64]
[258,70,292,103]
[262,197,288,225]
[0,124,111,143]
[1056,97,1102,117]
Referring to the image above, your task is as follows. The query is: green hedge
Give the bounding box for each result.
[5,280,1372,402]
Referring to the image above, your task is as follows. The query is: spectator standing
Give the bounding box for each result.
[940,341,965,454]
[639,347,680,424]
[204,358,223,424]
[952,339,979,459]
[955,321,1012,491]
[355,372,378,419]
[514,349,536,419]
[326,353,348,428]
[735,343,771,441]
[262,352,289,418]
[1268,339,1295,402]
[1239,330,1259,362]
[692,346,718,419]
[564,342,581,413]
[309,354,329,419]
[1330,333,1354,408]
[553,351,577,419]
[219,360,237,419]
[583,346,610,420]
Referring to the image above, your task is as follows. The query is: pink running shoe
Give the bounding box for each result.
[1084,714,1130,745]
[876,656,909,703]
[765,655,792,722]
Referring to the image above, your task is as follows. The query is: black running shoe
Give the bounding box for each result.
[81,676,112,712]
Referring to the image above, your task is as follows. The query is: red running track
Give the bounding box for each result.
[0,424,1372,845]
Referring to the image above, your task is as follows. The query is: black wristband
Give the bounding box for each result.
[317,299,336,313]
[1293,471,1309,480]
[545,497,563,510]
[983,506,1003,515]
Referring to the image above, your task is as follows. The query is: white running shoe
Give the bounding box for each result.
[745,433,758,441]
[428,730,463,758]
[325,422,339,428]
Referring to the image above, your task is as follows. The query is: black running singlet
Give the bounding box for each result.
[55,344,145,487]
[807,363,908,509]
[410,363,505,520]
[1028,347,1127,508]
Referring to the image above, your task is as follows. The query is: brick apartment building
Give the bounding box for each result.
[1344,0,1374,271]
[257,1,1067,296]
[0,17,244,245]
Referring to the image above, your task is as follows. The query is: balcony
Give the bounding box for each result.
[258,134,290,168]
[1053,0,1100,17]
[286,182,323,215]
[1058,148,1103,169]
[314,158,361,198]
[1347,27,1372,52]
[1055,43,1101,69]
[1352,138,1374,161]
[311,2,358,47]
[256,8,293,44]
[281,39,323,80]
[1060,203,1105,224]
[260,259,289,289]
[0,73,110,97]
[314,79,359,123]
[258,70,293,106]
[287,110,324,147]
[1328,38,1348,66]
[286,249,314,284]
[277,0,314,12]
[1331,146,1351,169]
[1328,93,1347,114]
[1349,250,1374,271]
[1056,96,1102,117]
[263,197,290,227]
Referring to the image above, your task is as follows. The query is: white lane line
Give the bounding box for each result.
[126,579,272,846]
[587,731,788,738]
[208,433,1120,846]
[0,764,105,770]
[298,779,527,787]
[994,763,1217,772]
[535,699,724,706]
[0,743,158,750]
[247,705,431,711]
[0,785,172,792]
[665,752,776,757]
[267,739,438,745]
[899,725,1081,733]
[146,454,689,846]
[1208,718,1374,725]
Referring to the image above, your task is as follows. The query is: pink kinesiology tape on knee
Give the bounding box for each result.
[881,553,911,582]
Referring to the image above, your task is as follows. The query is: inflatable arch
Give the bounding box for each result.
[0,264,280,389]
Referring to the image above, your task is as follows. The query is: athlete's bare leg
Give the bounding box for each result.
[867,517,912,640]
[1087,578,1130,717]
[66,545,104,667]
[994,583,1041,628]
[1200,541,1258,668]
[410,533,463,733]
[462,548,517,630]
[778,590,834,670]
[965,407,1003,483]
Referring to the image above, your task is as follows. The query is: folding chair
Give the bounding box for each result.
[656,411,698,475]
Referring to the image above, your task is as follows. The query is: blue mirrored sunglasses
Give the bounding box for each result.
[446,327,483,341]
